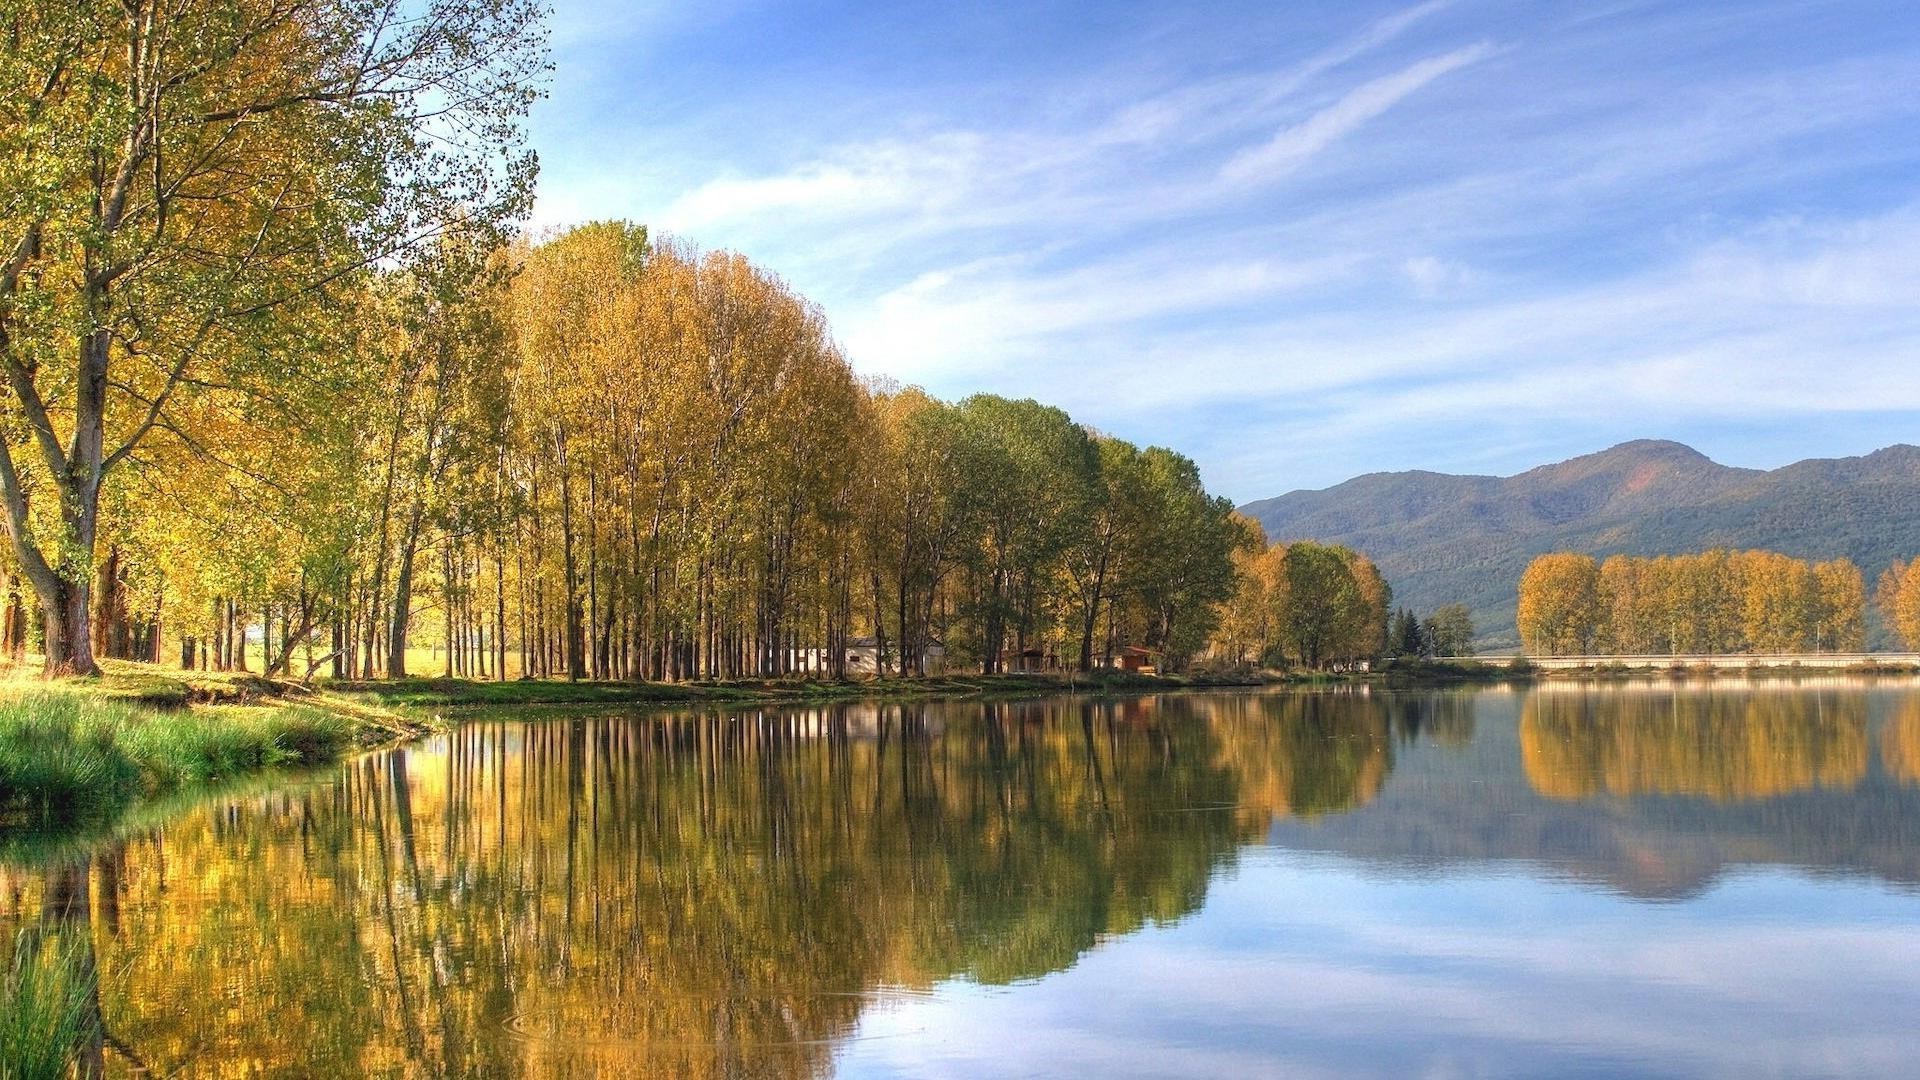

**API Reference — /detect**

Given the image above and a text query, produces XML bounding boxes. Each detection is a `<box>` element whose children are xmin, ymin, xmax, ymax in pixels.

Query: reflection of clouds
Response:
<box><xmin>844</xmin><ymin>857</ymin><xmax>1920</xmax><ymax>1078</ymax></box>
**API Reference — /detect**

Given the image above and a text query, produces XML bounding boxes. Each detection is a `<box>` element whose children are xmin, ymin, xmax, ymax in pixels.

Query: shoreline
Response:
<box><xmin>5</xmin><ymin>656</ymin><xmax>1913</xmax><ymax>852</ymax></box>
<box><xmin>0</xmin><ymin>663</ymin><xmax>1289</xmax><ymax>843</ymax></box>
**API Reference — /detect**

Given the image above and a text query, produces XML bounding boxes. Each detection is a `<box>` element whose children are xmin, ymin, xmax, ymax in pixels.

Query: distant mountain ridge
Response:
<box><xmin>1239</xmin><ymin>440</ymin><xmax>1920</xmax><ymax>648</ymax></box>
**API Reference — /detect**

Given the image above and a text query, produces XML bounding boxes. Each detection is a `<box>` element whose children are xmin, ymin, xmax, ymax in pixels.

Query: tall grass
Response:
<box><xmin>0</xmin><ymin>929</ymin><xmax>98</xmax><ymax>1080</ymax></box>
<box><xmin>0</xmin><ymin>698</ymin><xmax>140</xmax><ymax>822</ymax></box>
<box><xmin>0</xmin><ymin>694</ymin><xmax>352</xmax><ymax>827</ymax></box>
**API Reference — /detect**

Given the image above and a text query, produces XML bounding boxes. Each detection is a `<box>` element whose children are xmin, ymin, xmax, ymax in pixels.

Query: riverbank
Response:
<box><xmin>0</xmin><ymin>662</ymin><xmax>1284</xmax><ymax>831</ymax></box>
<box><xmin>0</xmin><ymin>657</ymin><xmax>1568</xmax><ymax>836</ymax></box>
<box><xmin>0</xmin><ymin>663</ymin><xmax>442</xmax><ymax>831</ymax></box>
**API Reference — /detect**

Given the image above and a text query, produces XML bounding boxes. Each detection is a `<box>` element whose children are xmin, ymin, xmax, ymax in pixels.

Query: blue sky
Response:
<box><xmin>529</xmin><ymin>0</ymin><xmax>1920</xmax><ymax>501</ymax></box>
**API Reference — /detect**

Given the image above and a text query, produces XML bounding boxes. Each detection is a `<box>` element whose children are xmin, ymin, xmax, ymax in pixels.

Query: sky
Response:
<box><xmin>528</xmin><ymin>0</ymin><xmax>1920</xmax><ymax>502</ymax></box>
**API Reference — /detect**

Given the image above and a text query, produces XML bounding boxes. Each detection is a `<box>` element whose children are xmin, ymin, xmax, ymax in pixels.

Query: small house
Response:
<box><xmin>1095</xmin><ymin>646</ymin><xmax>1158</xmax><ymax>674</ymax></box>
<box><xmin>999</xmin><ymin>645</ymin><xmax>1059</xmax><ymax>673</ymax></box>
<box><xmin>842</xmin><ymin>636</ymin><xmax>947</xmax><ymax>676</ymax></box>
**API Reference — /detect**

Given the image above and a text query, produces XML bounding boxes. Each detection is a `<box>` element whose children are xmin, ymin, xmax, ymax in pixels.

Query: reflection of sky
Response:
<box><xmin>840</xmin><ymin>851</ymin><xmax>1920</xmax><ymax>1078</ymax></box>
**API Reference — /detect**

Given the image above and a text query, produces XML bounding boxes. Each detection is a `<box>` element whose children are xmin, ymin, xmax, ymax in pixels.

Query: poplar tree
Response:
<box><xmin>0</xmin><ymin>0</ymin><xmax>544</xmax><ymax>674</ymax></box>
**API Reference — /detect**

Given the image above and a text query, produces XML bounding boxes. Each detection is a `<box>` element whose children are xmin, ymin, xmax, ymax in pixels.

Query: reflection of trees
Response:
<box><xmin>1882</xmin><ymin>700</ymin><xmax>1920</xmax><ymax>785</ymax></box>
<box><xmin>1</xmin><ymin>699</ymin><xmax>1286</xmax><ymax>1078</ymax></box>
<box><xmin>1521</xmin><ymin>690</ymin><xmax>1868</xmax><ymax>801</ymax></box>
<box><xmin>1193</xmin><ymin>692</ymin><xmax>1392</xmax><ymax>830</ymax></box>
<box><xmin>0</xmin><ymin>695</ymin><xmax>1419</xmax><ymax>1076</ymax></box>
<box><xmin>1388</xmin><ymin>693</ymin><xmax>1475</xmax><ymax>748</ymax></box>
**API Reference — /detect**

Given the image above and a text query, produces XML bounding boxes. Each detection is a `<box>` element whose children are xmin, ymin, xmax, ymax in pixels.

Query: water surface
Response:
<box><xmin>6</xmin><ymin>681</ymin><xmax>1920</xmax><ymax>1077</ymax></box>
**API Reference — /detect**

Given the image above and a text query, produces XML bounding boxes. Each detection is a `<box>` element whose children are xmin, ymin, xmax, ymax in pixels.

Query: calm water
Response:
<box><xmin>7</xmin><ymin>681</ymin><xmax>1920</xmax><ymax>1078</ymax></box>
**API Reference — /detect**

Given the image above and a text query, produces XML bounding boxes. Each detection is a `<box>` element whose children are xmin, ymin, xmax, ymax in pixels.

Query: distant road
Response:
<box><xmin>1445</xmin><ymin>653</ymin><xmax>1920</xmax><ymax>670</ymax></box>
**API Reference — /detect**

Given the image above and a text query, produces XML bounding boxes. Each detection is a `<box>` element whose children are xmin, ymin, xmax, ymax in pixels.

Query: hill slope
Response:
<box><xmin>1239</xmin><ymin>440</ymin><xmax>1920</xmax><ymax>648</ymax></box>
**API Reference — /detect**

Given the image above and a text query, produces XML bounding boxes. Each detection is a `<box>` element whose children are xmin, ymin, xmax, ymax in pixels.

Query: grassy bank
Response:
<box><xmin>0</xmin><ymin>662</ymin><xmax>438</xmax><ymax>831</ymax></box>
<box><xmin>0</xmin><ymin>692</ymin><xmax>355</xmax><ymax>828</ymax></box>
<box><xmin>1368</xmin><ymin>658</ymin><xmax>1535</xmax><ymax>684</ymax></box>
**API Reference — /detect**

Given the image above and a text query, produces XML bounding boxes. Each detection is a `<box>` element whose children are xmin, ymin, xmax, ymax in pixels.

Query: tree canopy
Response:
<box><xmin>0</xmin><ymin>0</ymin><xmax>546</xmax><ymax>674</ymax></box>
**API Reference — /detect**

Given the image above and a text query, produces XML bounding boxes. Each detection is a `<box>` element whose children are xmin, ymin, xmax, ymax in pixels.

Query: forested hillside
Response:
<box><xmin>1241</xmin><ymin>440</ymin><xmax>1920</xmax><ymax>648</ymax></box>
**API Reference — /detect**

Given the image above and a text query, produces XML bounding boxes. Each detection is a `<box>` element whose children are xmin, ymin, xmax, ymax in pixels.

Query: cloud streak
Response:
<box><xmin>1219</xmin><ymin>42</ymin><xmax>1497</xmax><ymax>185</ymax></box>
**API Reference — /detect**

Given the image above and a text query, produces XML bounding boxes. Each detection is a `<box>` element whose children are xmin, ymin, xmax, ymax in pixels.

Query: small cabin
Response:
<box><xmin>841</xmin><ymin>636</ymin><xmax>947</xmax><ymax>676</ymax></box>
<box><xmin>1094</xmin><ymin>645</ymin><xmax>1158</xmax><ymax>674</ymax></box>
<box><xmin>999</xmin><ymin>645</ymin><xmax>1059</xmax><ymax>673</ymax></box>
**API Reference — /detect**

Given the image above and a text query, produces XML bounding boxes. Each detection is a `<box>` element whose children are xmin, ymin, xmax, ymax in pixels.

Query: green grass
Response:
<box><xmin>0</xmin><ymin>929</ymin><xmax>98</xmax><ymax>1080</ymax></box>
<box><xmin>0</xmin><ymin>693</ymin><xmax>353</xmax><ymax>828</ymax></box>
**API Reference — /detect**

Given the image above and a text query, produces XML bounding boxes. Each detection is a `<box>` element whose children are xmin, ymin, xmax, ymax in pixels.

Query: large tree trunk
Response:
<box><xmin>43</xmin><ymin>324</ymin><xmax>109</xmax><ymax>678</ymax></box>
<box><xmin>1077</xmin><ymin>545</ymin><xmax>1110</xmax><ymax>672</ymax></box>
<box><xmin>0</xmin><ymin>323</ymin><xmax>108</xmax><ymax>678</ymax></box>
<box><xmin>41</xmin><ymin>576</ymin><xmax>96</xmax><ymax>678</ymax></box>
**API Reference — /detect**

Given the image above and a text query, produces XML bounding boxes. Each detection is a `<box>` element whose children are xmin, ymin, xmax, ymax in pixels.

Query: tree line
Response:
<box><xmin>19</xmin><ymin>219</ymin><xmax>1253</xmax><ymax>682</ymax></box>
<box><xmin>1386</xmin><ymin>604</ymin><xmax>1474</xmax><ymax>660</ymax></box>
<box><xmin>1516</xmin><ymin>550</ymin><xmax>1867</xmax><ymax>656</ymax></box>
<box><xmin>0</xmin><ymin>2</ymin><xmax>1272</xmax><ymax>681</ymax></box>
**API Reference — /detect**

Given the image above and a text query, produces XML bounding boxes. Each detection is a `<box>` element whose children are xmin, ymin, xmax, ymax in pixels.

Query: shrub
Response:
<box><xmin>257</xmin><ymin>707</ymin><xmax>353</xmax><ymax>763</ymax></box>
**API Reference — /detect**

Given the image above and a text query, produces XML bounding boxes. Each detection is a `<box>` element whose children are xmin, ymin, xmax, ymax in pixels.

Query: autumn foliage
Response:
<box><xmin>10</xmin><ymin>221</ymin><xmax>1247</xmax><ymax>684</ymax></box>
<box><xmin>1211</xmin><ymin>528</ymin><xmax>1390</xmax><ymax>670</ymax></box>
<box><xmin>1516</xmin><ymin>550</ymin><xmax>1866</xmax><ymax>656</ymax></box>
<box><xmin>1874</xmin><ymin>559</ymin><xmax>1920</xmax><ymax>651</ymax></box>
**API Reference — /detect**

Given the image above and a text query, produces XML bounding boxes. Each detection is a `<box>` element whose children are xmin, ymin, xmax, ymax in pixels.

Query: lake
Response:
<box><xmin>6</xmin><ymin>680</ymin><xmax>1920</xmax><ymax>1077</ymax></box>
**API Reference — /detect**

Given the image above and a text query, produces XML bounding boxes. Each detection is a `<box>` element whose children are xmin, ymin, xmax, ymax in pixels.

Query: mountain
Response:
<box><xmin>1239</xmin><ymin>440</ymin><xmax>1920</xmax><ymax>648</ymax></box>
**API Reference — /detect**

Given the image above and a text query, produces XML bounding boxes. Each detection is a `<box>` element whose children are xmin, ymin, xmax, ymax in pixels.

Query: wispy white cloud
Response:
<box><xmin>841</xmin><ymin>251</ymin><xmax>1362</xmax><ymax>383</ymax></box>
<box><xmin>1401</xmin><ymin>254</ymin><xmax>1479</xmax><ymax>296</ymax></box>
<box><xmin>657</xmin><ymin>135</ymin><xmax>985</xmax><ymax>231</ymax></box>
<box><xmin>1219</xmin><ymin>42</ymin><xmax>1498</xmax><ymax>185</ymax></box>
<box><xmin>1092</xmin><ymin>0</ymin><xmax>1464</xmax><ymax>149</ymax></box>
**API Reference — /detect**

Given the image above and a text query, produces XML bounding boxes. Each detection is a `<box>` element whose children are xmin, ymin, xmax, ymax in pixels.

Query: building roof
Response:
<box><xmin>843</xmin><ymin>636</ymin><xmax>944</xmax><ymax>650</ymax></box>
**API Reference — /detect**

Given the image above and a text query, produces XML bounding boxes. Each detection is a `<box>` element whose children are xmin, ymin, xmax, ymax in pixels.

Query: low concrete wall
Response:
<box><xmin>1447</xmin><ymin>653</ymin><xmax>1920</xmax><ymax>671</ymax></box>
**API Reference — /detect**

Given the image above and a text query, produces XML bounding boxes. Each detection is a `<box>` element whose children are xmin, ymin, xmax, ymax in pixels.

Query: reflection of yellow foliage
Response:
<box><xmin>1521</xmin><ymin>690</ymin><xmax>1866</xmax><ymax>801</ymax></box>
<box><xmin>1196</xmin><ymin>693</ymin><xmax>1391</xmax><ymax>829</ymax></box>
<box><xmin>3</xmin><ymin>701</ymin><xmax>1277</xmax><ymax>1078</ymax></box>
<box><xmin>1881</xmin><ymin>701</ymin><xmax>1920</xmax><ymax>784</ymax></box>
